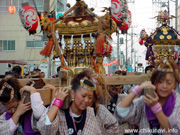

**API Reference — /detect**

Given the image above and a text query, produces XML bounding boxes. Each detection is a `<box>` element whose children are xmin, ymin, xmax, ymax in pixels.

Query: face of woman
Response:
<box><xmin>156</xmin><ymin>73</ymin><xmax>176</xmax><ymax>98</ymax></box>
<box><xmin>3</xmin><ymin>100</ymin><xmax>19</xmax><ymax>114</ymax></box>
<box><xmin>73</xmin><ymin>88</ymin><xmax>93</xmax><ymax>113</ymax></box>
<box><xmin>109</xmin><ymin>85</ymin><xmax>120</xmax><ymax>97</ymax></box>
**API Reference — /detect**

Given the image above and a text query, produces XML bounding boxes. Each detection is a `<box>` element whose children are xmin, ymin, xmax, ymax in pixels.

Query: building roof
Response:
<box><xmin>0</xmin><ymin>60</ymin><xmax>27</xmax><ymax>65</ymax></box>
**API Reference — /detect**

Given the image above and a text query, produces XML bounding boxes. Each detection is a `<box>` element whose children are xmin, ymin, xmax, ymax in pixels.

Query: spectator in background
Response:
<box><xmin>145</xmin><ymin>65</ymin><xmax>155</xmax><ymax>78</ymax></box>
<box><xmin>5</xmin><ymin>71</ymin><xmax>19</xmax><ymax>79</ymax></box>
<box><xmin>107</xmin><ymin>85</ymin><xmax>125</xmax><ymax>114</ymax></box>
<box><xmin>40</xmin><ymin>72</ymin><xmax>45</xmax><ymax>78</ymax></box>
<box><xmin>115</xmin><ymin>70</ymin><xmax>122</xmax><ymax>75</ymax></box>
<box><xmin>145</xmin><ymin>65</ymin><xmax>155</xmax><ymax>74</ymax></box>
<box><xmin>31</xmin><ymin>69</ymin><xmax>41</xmax><ymax>78</ymax></box>
<box><xmin>122</xmin><ymin>71</ymin><xmax>127</xmax><ymax>76</ymax></box>
<box><xmin>12</xmin><ymin>66</ymin><xmax>22</xmax><ymax>78</ymax></box>
<box><xmin>24</xmin><ymin>73</ymin><xmax>30</xmax><ymax>78</ymax></box>
<box><xmin>52</xmin><ymin>66</ymin><xmax>61</xmax><ymax>78</ymax></box>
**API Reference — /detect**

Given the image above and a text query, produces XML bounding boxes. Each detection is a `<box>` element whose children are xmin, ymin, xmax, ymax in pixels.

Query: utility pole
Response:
<box><xmin>175</xmin><ymin>0</ymin><xmax>178</xmax><ymax>30</ymax></box>
<box><xmin>126</xmin><ymin>0</ymin><xmax>135</xmax><ymax>69</ymax></box>
<box><xmin>117</xmin><ymin>28</ymin><xmax>120</xmax><ymax>67</ymax></box>
<box><xmin>126</xmin><ymin>33</ymin><xmax>128</xmax><ymax>69</ymax></box>
<box><xmin>134</xmin><ymin>50</ymin><xmax>136</xmax><ymax>72</ymax></box>
<box><xmin>131</xmin><ymin>28</ymin><xmax>133</xmax><ymax>71</ymax></box>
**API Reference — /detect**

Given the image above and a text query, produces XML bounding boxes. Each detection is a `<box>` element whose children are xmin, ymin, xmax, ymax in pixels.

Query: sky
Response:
<box><xmin>67</xmin><ymin>0</ymin><xmax>179</xmax><ymax>69</ymax></box>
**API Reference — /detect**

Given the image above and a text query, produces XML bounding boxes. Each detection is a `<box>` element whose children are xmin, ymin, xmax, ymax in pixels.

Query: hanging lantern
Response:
<box><xmin>119</xmin><ymin>23</ymin><xmax>128</xmax><ymax>34</ymax></box>
<box><xmin>140</xmin><ymin>29</ymin><xmax>146</xmax><ymax>40</ymax></box>
<box><xmin>19</xmin><ymin>2</ymin><xmax>38</xmax><ymax>35</ymax></box>
<box><xmin>139</xmin><ymin>39</ymin><xmax>143</xmax><ymax>45</ymax></box>
<box><xmin>111</xmin><ymin>0</ymin><xmax>128</xmax><ymax>24</ymax></box>
<box><xmin>8</xmin><ymin>5</ymin><xmax>16</xmax><ymax>14</ymax></box>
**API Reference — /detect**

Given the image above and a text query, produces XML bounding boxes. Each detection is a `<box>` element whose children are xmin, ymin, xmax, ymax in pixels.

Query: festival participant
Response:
<box><xmin>24</xmin><ymin>73</ymin><xmax>31</xmax><ymax>78</ymax></box>
<box><xmin>145</xmin><ymin>65</ymin><xmax>155</xmax><ymax>78</ymax></box>
<box><xmin>115</xmin><ymin>59</ymin><xmax>180</xmax><ymax>135</ymax></box>
<box><xmin>40</xmin><ymin>72</ymin><xmax>45</xmax><ymax>78</ymax></box>
<box><xmin>0</xmin><ymin>103</ymin><xmax>5</xmax><ymax>115</ymax></box>
<box><xmin>0</xmin><ymin>77</ymin><xmax>44</xmax><ymax>135</ymax></box>
<box><xmin>12</xmin><ymin>66</ymin><xmax>22</xmax><ymax>79</ymax></box>
<box><xmin>36</xmin><ymin>71</ymin><xmax>101</xmax><ymax>135</ymax></box>
<box><xmin>107</xmin><ymin>85</ymin><xmax>124</xmax><ymax>114</ymax></box>
<box><xmin>0</xmin><ymin>73</ymin><xmax>20</xmax><ymax>115</ymax></box>
<box><xmin>52</xmin><ymin>66</ymin><xmax>61</xmax><ymax>78</ymax></box>
<box><xmin>91</xmin><ymin>73</ymin><xmax>130</xmax><ymax>135</ymax></box>
<box><xmin>89</xmin><ymin>75</ymin><xmax>119</xmax><ymax>135</ymax></box>
<box><xmin>5</xmin><ymin>70</ymin><xmax>19</xmax><ymax>79</ymax></box>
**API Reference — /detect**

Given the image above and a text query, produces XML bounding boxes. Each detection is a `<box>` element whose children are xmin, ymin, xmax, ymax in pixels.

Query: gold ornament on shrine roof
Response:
<box><xmin>160</xmin><ymin>35</ymin><xmax>165</xmax><ymax>39</ymax></box>
<box><xmin>167</xmin><ymin>35</ymin><xmax>172</xmax><ymax>40</ymax></box>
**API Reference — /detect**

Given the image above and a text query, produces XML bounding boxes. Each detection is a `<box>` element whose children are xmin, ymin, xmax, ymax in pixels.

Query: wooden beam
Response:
<box><xmin>17</xmin><ymin>74</ymin><xmax>150</xmax><ymax>105</ymax></box>
<box><xmin>104</xmin><ymin>74</ymin><xmax>150</xmax><ymax>85</ymax></box>
<box><xmin>18</xmin><ymin>78</ymin><xmax>59</xmax><ymax>87</ymax></box>
<box><xmin>37</xmin><ymin>88</ymin><xmax>52</xmax><ymax>106</ymax></box>
<box><xmin>1</xmin><ymin>74</ymin><xmax>150</xmax><ymax>106</ymax></box>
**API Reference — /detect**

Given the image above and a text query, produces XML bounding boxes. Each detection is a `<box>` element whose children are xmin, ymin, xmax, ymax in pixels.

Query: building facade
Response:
<box><xmin>178</xmin><ymin>3</ymin><xmax>180</xmax><ymax>32</ymax></box>
<box><xmin>0</xmin><ymin>0</ymin><xmax>67</xmax><ymax>76</ymax></box>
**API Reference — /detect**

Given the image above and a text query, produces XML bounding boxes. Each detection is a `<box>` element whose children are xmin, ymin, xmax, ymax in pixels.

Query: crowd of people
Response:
<box><xmin>4</xmin><ymin>66</ymin><xmax>46</xmax><ymax>79</ymax></box>
<box><xmin>0</xmin><ymin>59</ymin><xmax>180</xmax><ymax>135</ymax></box>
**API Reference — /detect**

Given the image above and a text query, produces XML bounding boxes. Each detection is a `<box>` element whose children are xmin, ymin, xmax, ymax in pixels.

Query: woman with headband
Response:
<box><xmin>36</xmin><ymin>71</ymin><xmax>101</xmax><ymax>135</ymax></box>
<box><xmin>115</xmin><ymin>59</ymin><xmax>180</xmax><ymax>135</ymax></box>
<box><xmin>0</xmin><ymin>77</ymin><xmax>44</xmax><ymax>135</ymax></box>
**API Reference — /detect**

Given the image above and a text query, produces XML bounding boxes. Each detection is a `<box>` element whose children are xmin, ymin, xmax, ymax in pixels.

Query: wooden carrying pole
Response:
<box><xmin>14</xmin><ymin>74</ymin><xmax>149</xmax><ymax>105</ymax></box>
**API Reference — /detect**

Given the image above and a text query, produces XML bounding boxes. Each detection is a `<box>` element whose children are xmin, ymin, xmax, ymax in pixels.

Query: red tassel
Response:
<box><xmin>94</xmin><ymin>33</ymin><xmax>105</xmax><ymax>55</ymax></box>
<box><xmin>40</xmin><ymin>38</ymin><xmax>54</xmax><ymax>57</ymax></box>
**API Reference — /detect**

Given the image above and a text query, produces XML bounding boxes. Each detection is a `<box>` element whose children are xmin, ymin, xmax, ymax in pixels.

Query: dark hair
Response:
<box><xmin>12</xmin><ymin>66</ymin><xmax>22</xmax><ymax>76</ymax></box>
<box><xmin>5</xmin><ymin>71</ymin><xmax>19</xmax><ymax>78</ymax></box>
<box><xmin>31</xmin><ymin>71</ymin><xmax>40</xmax><ymax>78</ymax></box>
<box><xmin>0</xmin><ymin>77</ymin><xmax>22</xmax><ymax>103</ymax></box>
<box><xmin>24</xmin><ymin>73</ymin><xmax>30</xmax><ymax>78</ymax></box>
<box><xmin>145</xmin><ymin>65</ymin><xmax>155</xmax><ymax>74</ymax></box>
<box><xmin>115</xmin><ymin>70</ymin><xmax>122</xmax><ymax>75</ymax></box>
<box><xmin>151</xmin><ymin>61</ymin><xmax>180</xmax><ymax>85</ymax></box>
<box><xmin>34</xmin><ymin>68</ymin><xmax>41</xmax><ymax>72</ymax></box>
<box><xmin>57</xmin><ymin>66</ymin><xmax>61</xmax><ymax>73</ymax></box>
<box><xmin>71</xmin><ymin>70</ymin><xmax>94</xmax><ymax>92</ymax></box>
<box><xmin>122</xmin><ymin>71</ymin><xmax>127</xmax><ymax>76</ymax></box>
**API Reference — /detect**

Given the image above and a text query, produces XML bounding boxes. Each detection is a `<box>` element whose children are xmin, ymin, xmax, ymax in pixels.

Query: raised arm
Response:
<box><xmin>143</xmin><ymin>92</ymin><xmax>170</xmax><ymax>131</ymax></box>
<box><xmin>119</xmin><ymin>81</ymin><xmax>155</xmax><ymax>108</ymax></box>
<box><xmin>47</xmin><ymin>87</ymin><xmax>69</xmax><ymax>122</ymax></box>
